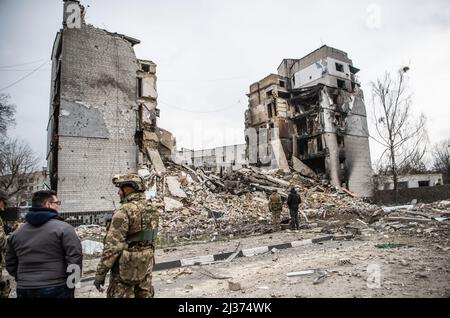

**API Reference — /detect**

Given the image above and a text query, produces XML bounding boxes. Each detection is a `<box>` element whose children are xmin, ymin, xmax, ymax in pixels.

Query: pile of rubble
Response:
<box><xmin>75</xmin><ymin>224</ymin><xmax>106</xmax><ymax>241</ymax></box>
<box><xmin>74</xmin><ymin>161</ymin><xmax>449</xmax><ymax>248</ymax></box>
<box><xmin>157</xmin><ymin>161</ymin><xmax>369</xmax><ymax>243</ymax></box>
<box><xmin>370</xmin><ymin>200</ymin><xmax>450</xmax><ymax>244</ymax></box>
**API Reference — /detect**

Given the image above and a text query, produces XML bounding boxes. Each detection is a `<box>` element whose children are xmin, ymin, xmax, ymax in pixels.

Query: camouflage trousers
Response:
<box><xmin>271</xmin><ymin>210</ymin><xmax>281</xmax><ymax>230</ymax></box>
<box><xmin>0</xmin><ymin>270</ymin><xmax>11</xmax><ymax>298</ymax></box>
<box><xmin>107</xmin><ymin>262</ymin><xmax>154</xmax><ymax>298</ymax></box>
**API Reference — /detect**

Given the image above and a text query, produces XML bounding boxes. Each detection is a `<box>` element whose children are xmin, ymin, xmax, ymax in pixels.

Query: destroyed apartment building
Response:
<box><xmin>245</xmin><ymin>45</ymin><xmax>373</xmax><ymax>197</ymax></box>
<box><xmin>46</xmin><ymin>0</ymin><xmax>175</xmax><ymax>223</ymax></box>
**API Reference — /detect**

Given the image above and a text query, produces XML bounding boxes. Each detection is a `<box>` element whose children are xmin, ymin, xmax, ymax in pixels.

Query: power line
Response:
<box><xmin>0</xmin><ymin>61</ymin><xmax>49</xmax><ymax>92</ymax></box>
<box><xmin>158</xmin><ymin>98</ymin><xmax>245</xmax><ymax>114</ymax></box>
<box><xmin>0</xmin><ymin>69</ymin><xmax>50</xmax><ymax>72</ymax></box>
<box><xmin>0</xmin><ymin>58</ymin><xmax>46</xmax><ymax>69</ymax></box>
<box><xmin>159</xmin><ymin>76</ymin><xmax>250</xmax><ymax>83</ymax></box>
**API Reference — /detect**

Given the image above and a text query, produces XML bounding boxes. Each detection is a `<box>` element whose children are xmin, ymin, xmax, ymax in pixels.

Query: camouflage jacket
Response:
<box><xmin>268</xmin><ymin>193</ymin><xmax>282</xmax><ymax>212</ymax></box>
<box><xmin>95</xmin><ymin>192</ymin><xmax>162</xmax><ymax>282</ymax></box>
<box><xmin>0</xmin><ymin>212</ymin><xmax>5</xmax><ymax>272</ymax></box>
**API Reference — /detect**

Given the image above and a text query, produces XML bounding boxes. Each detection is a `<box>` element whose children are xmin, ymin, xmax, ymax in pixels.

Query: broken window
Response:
<box><xmin>337</xmin><ymin>79</ymin><xmax>346</xmax><ymax>89</ymax></box>
<box><xmin>141</xmin><ymin>64</ymin><xmax>150</xmax><ymax>73</ymax></box>
<box><xmin>296</xmin><ymin>118</ymin><xmax>307</xmax><ymax>135</ymax></box>
<box><xmin>398</xmin><ymin>181</ymin><xmax>408</xmax><ymax>189</ymax></box>
<box><xmin>418</xmin><ymin>181</ymin><xmax>430</xmax><ymax>187</ymax></box>
<box><xmin>137</xmin><ymin>78</ymin><xmax>143</xmax><ymax>97</ymax></box>
<box><xmin>335</xmin><ymin>63</ymin><xmax>344</xmax><ymax>72</ymax></box>
<box><xmin>317</xmin><ymin>136</ymin><xmax>323</xmax><ymax>151</ymax></box>
<box><xmin>279</xmin><ymin>80</ymin><xmax>285</xmax><ymax>88</ymax></box>
<box><xmin>267</xmin><ymin>103</ymin><xmax>273</xmax><ymax>118</ymax></box>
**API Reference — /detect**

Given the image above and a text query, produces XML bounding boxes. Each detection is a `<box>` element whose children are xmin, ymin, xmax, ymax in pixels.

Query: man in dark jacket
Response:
<box><xmin>0</xmin><ymin>189</ymin><xmax>11</xmax><ymax>298</ymax></box>
<box><xmin>6</xmin><ymin>190</ymin><xmax>82</xmax><ymax>298</ymax></box>
<box><xmin>287</xmin><ymin>187</ymin><xmax>301</xmax><ymax>230</ymax></box>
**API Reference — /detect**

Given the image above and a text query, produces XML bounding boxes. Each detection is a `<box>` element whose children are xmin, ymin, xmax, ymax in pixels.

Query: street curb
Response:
<box><xmin>80</xmin><ymin>233</ymin><xmax>353</xmax><ymax>283</ymax></box>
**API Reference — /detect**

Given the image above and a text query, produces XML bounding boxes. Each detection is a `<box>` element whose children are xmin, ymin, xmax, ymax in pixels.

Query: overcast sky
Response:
<box><xmin>1</xmin><ymin>0</ymin><xmax>449</xmax><ymax>168</ymax></box>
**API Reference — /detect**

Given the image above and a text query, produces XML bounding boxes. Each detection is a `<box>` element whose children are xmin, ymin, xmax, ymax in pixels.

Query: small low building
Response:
<box><xmin>377</xmin><ymin>173</ymin><xmax>444</xmax><ymax>191</ymax></box>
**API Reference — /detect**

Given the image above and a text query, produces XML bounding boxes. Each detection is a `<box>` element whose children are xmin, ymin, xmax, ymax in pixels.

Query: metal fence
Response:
<box><xmin>59</xmin><ymin>210</ymin><xmax>113</xmax><ymax>227</ymax></box>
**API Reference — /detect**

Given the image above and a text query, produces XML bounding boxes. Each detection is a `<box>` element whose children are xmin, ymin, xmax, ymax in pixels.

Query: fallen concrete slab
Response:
<box><xmin>166</xmin><ymin>176</ymin><xmax>187</xmax><ymax>198</ymax></box>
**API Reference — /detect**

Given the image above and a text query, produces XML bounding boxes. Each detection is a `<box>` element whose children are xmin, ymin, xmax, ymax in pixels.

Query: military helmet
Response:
<box><xmin>112</xmin><ymin>174</ymin><xmax>146</xmax><ymax>192</ymax></box>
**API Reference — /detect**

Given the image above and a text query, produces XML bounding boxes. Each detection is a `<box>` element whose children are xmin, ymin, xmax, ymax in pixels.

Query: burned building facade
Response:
<box><xmin>245</xmin><ymin>46</ymin><xmax>373</xmax><ymax>196</ymax></box>
<box><xmin>47</xmin><ymin>0</ymin><xmax>175</xmax><ymax>215</ymax></box>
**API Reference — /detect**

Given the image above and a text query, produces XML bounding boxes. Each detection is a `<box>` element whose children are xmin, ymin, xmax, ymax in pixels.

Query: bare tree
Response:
<box><xmin>0</xmin><ymin>138</ymin><xmax>40</xmax><ymax>200</ymax></box>
<box><xmin>431</xmin><ymin>140</ymin><xmax>450</xmax><ymax>184</ymax></box>
<box><xmin>371</xmin><ymin>67</ymin><xmax>428</xmax><ymax>191</ymax></box>
<box><xmin>0</xmin><ymin>93</ymin><xmax>16</xmax><ymax>137</ymax></box>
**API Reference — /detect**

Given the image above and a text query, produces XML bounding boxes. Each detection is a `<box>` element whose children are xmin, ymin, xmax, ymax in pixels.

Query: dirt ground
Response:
<box><xmin>68</xmin><ymin>228</ymin><xmax>450</xmax><ymax>298</ymax></box>
<box><xmin>3</xmin><ymin>221</ymin><xmax>449</xmax><ymax>298</ymax></box>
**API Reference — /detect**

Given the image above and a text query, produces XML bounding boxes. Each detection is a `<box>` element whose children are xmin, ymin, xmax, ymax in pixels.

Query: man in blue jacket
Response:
<box><xmin>6</xmin><ymin>190</ymin><xmax>82</xmax><ymax>298</ymax></box>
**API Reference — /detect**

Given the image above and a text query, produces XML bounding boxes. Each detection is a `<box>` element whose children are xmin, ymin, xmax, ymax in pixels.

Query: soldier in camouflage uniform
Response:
<box><xmin>268</xmin><ymin>191</ymin><xmax>282</xmax><ymax>231</ymax></box>
<box><xmin>93</xmin><ymin>174</ymin><xmax>162</xmax><ymax>298</ymax></box>
<box><xmin>0</xmin><ymin>189</ymin><xmax>11</xmax><ymax>298</ymax></box>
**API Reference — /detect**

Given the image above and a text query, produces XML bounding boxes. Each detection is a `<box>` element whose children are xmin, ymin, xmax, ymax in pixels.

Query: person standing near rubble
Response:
<box><xmin>0</xmin><ymin>189</ymin><xmax>11</xmax><ymax>298</ymax></box>
<box><xmin>287</xmin><ymin>188</ymin><xmax>301</xmax><ymax>230</ymax></box>
<box><xmin>5</xmin><ymin>190</ymin><xmax>82</xmax><ymax>298</ymax></box>
<box><xmin>268</xmin><ymin>191</ymin><xmax>282</xmax><ymax>231</ymax></box>
<box><xmin>94</xmin><ymin>174</ymin><xmax>162</xmax><ymax>298</ymax></box>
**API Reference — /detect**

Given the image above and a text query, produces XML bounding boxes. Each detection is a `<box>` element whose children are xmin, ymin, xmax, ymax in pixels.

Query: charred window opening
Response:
<box><xmin>335</xmin><ymin>62</ymin><xmax>344</xmax><ymax>72</ymax></box>
<box><xmin>299</xmin><ymin>139</ymin><xmax>308</xmax><ymax>157</ymax></box>
<box><xmin>317</xmin><ymin>136</ymin><xmax>323</xmax><ymax>151</ymax></box>
<box><xmin>296</xmin><ymin>118</ymin><xmax>307</xmax><ymax>135</ymax></box>
<box><xmin>303</xmin><ymin>157</ymin><xmax>326</xmax><ymax>174</ymax></box>
<box><xmin>337</xmin><ymin>134</ymin><xmax>344</xmax><ymax>147</ymax></box>
<box><xmin>279</xmin><ymin>80</ymin><xmax>285</xmax><ymax>88</ymax></box>
<box><xmin>141</xmin><ymin>64</ymin><xmax>150</xmax><ymax>73</ymax></box>
<box><xmin>337</xmin><ymin>79</ymin><xmax>346</xmax><ymax>89</ymax></box>
<box><xmin>332</xmin><ymin>94</ymin><xmax>338</xmax><ymax>105</ymax></box>
<box><xmin>418</xmin><ymin>181</ymin><xmax>430</xmax><ymax>187</ymax></box>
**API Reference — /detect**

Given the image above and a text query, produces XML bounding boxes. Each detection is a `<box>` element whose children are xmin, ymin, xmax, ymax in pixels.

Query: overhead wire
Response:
<box><xmin>0</xmin><ymin>61</ymin><xmax>49</xmax><ymax>92</ymax></box>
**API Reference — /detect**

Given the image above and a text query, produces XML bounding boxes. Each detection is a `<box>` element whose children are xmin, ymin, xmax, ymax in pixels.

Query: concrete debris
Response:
<box><xmin>146</xmin><ymin>147</ymin><xmax>167</xmax><ymax>173</ymax></box>
<box><xmin>81</xmin><ymin>240</ymin><xmax>104</xmax><ymax>255</ymax></box>
<box><xmin>164</xmin><ymin>197</ymin><xmax>184</xmax><ymax>212</ymax></box>
<box><xmin>166</xmin><ymin>176</ymin><xmax>188</xmax><ymax>198</ymax></box>
<box><xmin>75</xmin><ymin>225</ymin><xmax>106</xmax><ymax>241</ymax></box>
<box><xmin>337</xmin><ymin>258</ymin><xmax>352</xmax><ymax>266</ymax></box>
<box><xmin>286</xmin><ymin>270</ymin><xmax>315</xmax><ymax>277</ymax></box>
<box><xmin>400</xmin><ymin>259</ymin><xmax>409</xmax><ymax>267</ymax></box>
<box><xmin>381</xmin><ymin>205</ymin><xmax>414</xmax><ymax>213</ymax></box>
<box><xmin>313</xmin><ymin>270</ymin><xmax>329</xmax><ymax>285</ymax></box>
<box><xmin>292</xmin><ymin>157</ymin><xmax>317</xmax><ymax>179</ymax></box>
<box><xmin>228</xmin><ymin>281</ymin><xmax>242</xmax><ymax>291</ymax></box>
<box><xmin>73</xmin><ymin>160</ymin><xmax>449</xmax><ymax>249</ymax></box>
